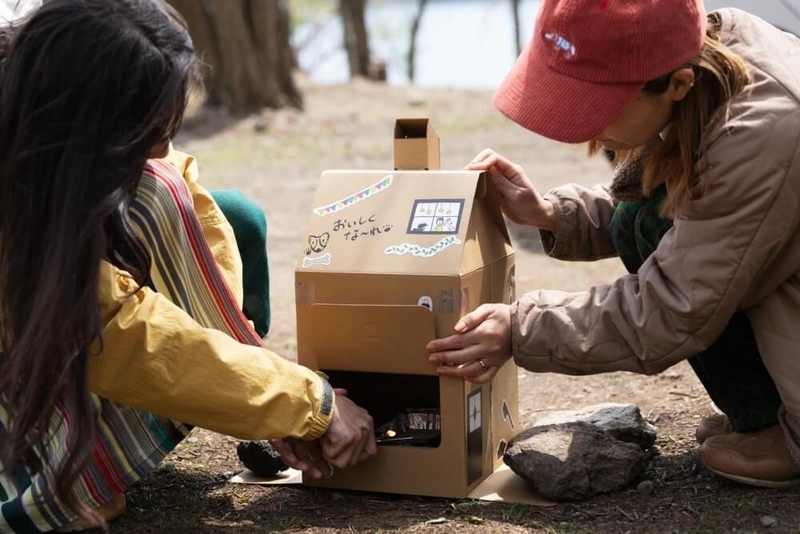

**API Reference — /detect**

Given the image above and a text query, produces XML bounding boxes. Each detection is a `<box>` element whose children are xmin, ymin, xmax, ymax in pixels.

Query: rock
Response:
<box><xmin>636</xmin><ymin>480</ymin><xmax>655</xmax><ymax>495</ymax></box>
<box><xmin>504</xmin><ymin>422</ymin><xmax>647</xmax><ymax>501</ymax></box>
<box><xmin>760</xmin><ymin>515</ymin><xmax>778</xmax><ymax>528</ymax></box>
<box><xmin>236</xmin><ymin>441</ymin><xmax>287</xmax><ymax>477</ymax></box>
<box><xmin>407</xmin><ymin>92</ymin><xmax>426</xmax><ymax>107</ymax></box>
<box><xmin>533</xmin><ymin>403</ymin><xmax>657</xmax><ymax>449</ymax></box>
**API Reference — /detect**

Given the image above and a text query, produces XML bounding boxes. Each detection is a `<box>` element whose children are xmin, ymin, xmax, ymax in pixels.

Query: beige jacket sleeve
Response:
<box><xmin>513</xmin><ymin>108</ymin><xmax>800</xmax><ymax>376</ymax></box>
<box><xmin>539</xmin><ymin>183</ymin><xmax>619</xmax><ymax>261</ymax></box>
<box><xmin>88</xmin><ymin>262</ymin><xmax>334</xmax><ymax>441</ymax></box>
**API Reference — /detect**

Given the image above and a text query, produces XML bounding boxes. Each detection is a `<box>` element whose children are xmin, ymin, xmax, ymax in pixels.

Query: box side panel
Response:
<box><xmin>490</xmin><ymin>360</ymin><xmax>519</xmax><ymax>471</ymax></box>
<box><xmin>460</xmin><ymin>196</ymin><xmax>515</xmax><ymax>276</ymax></box>
<box><xmin>458</xmin><ymin>256</ymin><xmax>519</xmax><ymax>491</ymax></box>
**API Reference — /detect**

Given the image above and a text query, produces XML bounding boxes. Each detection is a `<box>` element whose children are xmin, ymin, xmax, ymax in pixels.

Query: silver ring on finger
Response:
<box><xmin>478</xmin><ymin>359</ymin><xmax>487</xmax><ymax>372</ymax></box>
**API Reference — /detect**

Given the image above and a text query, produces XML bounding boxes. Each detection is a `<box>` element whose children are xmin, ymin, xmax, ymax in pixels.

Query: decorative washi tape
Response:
<box><xmin>313</xmin><ymin>174</ymin><xmax>393</xmax><ymax>217</ymax></box>
<box><xmin>384</xmin><ymin>236</ymin><xmax>462</xmax><ymax>258</ymax></box>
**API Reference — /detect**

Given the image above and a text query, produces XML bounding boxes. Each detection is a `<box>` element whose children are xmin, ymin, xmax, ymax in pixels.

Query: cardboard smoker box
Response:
<box><xmin>290</xmin><ymin>119</ymin><xmax>542</xmax><ymax>502</ymax></box>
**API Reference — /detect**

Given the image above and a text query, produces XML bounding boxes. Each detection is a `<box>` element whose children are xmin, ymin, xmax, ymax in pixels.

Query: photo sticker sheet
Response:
<box><xmin>407</xmin><ymin>199</ymin><xmax>465</xmax><ymax>235</ymax></box>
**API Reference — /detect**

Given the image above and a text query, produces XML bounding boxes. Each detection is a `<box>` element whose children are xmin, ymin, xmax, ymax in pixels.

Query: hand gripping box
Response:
<box><xmin>294</xmin><ymin>119</ymin><xmax>518</xmax><ymax>498</ymax></box>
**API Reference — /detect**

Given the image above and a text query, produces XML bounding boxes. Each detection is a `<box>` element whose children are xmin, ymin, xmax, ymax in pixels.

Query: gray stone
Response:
<box><xmin>636</xmin><ymin>480</ymin><xmax>655</xmax><ymax>495</ymax></box>
<box><xmin>533</xmin><ymin>403</ymin><xmax>657</xmax><ymax>449</ymax></box>
<box><xmin>236</xmin><ymin>440</ymin><xmax>287</xmax><ymax>477</ymax></box>
<box><xmin>504</xmin><ymin>422</ymin><xmax>647</xmax><ymax>501</ymax></box>
<box><xmin>760</xmin><ymin>516</ymin><xmax>778</xmax><ymax>528</ymax></box>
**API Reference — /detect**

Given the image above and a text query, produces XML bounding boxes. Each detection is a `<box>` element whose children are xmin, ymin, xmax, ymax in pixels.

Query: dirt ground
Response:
<box><xmin>110</xmin><ymin>78</ymin><xmax>800</xmax><ymax>533</ymax></box>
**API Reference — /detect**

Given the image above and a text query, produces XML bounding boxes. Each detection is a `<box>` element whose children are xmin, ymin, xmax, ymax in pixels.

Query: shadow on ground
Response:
<box><xmin>106</xmin><ymin>448</ymin><xmax>800</xmax><ymax>533</ymax></box>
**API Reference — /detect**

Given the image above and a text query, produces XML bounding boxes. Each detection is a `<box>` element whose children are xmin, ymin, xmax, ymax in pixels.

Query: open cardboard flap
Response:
<box><xmin>229</xmin><ymin>466</ymin><xmax>554</xmax><ymax>506</ymax></box>
<box><xmin>308</xmin><ymin>303</ymin><xmax>437</xmax><ymax>375</ymax></box>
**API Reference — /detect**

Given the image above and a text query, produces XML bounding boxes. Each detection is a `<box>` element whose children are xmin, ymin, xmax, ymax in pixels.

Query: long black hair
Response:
<box><xmin>0</xmin><ymin>0</ymin><xmax>200</xmax><ymax>522</ymax></box>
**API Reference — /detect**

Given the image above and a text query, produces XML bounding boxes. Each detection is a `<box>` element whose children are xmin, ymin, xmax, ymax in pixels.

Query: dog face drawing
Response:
<box><xmin>308</xmin><ymin>232</ymin><xmax>331</xmax><ymax>254</ymax></box>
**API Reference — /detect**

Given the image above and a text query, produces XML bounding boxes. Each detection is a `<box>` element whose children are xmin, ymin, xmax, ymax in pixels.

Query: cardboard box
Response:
<box><xmin>294</xmin><ymin>119</ymin><xmax>517</xmax><ymax>499</ymax></box>
<box><xmin>393</xmin><ymin>118</ymin><xmax>441</xmax><ymax>170</ymax></box>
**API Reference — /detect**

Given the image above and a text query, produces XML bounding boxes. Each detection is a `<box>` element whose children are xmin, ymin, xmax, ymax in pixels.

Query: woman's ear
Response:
<box><xmin>149</xmin><ymin>139</ymin><xmax>171</xmax><ymax>159</ymax></box>
<box><xmin>668</xmin><ymin>67</ymin><xmax>697</xmax><ymax>102</ymax></box>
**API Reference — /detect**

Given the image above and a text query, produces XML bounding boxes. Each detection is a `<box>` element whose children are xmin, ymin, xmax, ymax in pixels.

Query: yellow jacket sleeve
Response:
<box><xmin>88</xmin><ymin>262</ymin><xmax>333</xmax><ymax>441</ymax></box>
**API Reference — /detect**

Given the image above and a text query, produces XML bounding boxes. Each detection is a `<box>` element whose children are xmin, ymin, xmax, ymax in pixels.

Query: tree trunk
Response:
<box><xmin>407</xmin><ymin>0</ymin><xmax>429</xmax><ymax>83</ymax></box>
<box><xmin>340</xmin><ymin>0</ymin><xmax>370</xmax><ymax>78</ymax></box>
<box><xmin>511</xmin><ymin>0</ymin><xmax>522</xmax><ymax>56</ymax></box>
<box><xmin>167</xmin><ymin>0</ymin><xmax>302</xmax><ymax>113</ymax></box>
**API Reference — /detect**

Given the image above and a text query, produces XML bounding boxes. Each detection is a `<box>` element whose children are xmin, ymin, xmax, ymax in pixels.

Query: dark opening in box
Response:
<box><xmin>393</xmin><ymin>118</ymin><xmax>429</xmax><ymax>139</ymax></box>
<box><xmin>322</xmin><ymin>370</ymin><xmax>441</xmax><ymax>448</ymax></box>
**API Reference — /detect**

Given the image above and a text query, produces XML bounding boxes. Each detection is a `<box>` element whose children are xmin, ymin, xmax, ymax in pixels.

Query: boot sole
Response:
<box><xmin>704</xmin><ymin>465</ymin><xmax>800</xmax><ymax>488</ymax></box>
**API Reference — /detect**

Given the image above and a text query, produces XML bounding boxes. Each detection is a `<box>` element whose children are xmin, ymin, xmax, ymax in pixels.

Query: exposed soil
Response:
<box><xmin>109</xmin><ymin>77</ymin><xmax>800</xmax><ymax>533</ymax></box>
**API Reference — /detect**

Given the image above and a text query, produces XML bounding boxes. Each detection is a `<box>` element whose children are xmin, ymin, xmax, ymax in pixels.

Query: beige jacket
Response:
<box><xmin>513</xmin><ymin>9</ymin><xmax>800</xmax><ymax>460</ymax></box>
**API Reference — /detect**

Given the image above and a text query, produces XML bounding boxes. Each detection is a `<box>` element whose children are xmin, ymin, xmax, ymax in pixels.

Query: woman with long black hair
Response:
<box><xmin>0</xmin><ymin>1</ymin><xmax>375</xmax><ymax>531</ymax></box>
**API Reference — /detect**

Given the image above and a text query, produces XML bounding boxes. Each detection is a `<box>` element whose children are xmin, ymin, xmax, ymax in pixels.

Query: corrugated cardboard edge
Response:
<box><xmin>229</xmin><ymin>466</ymin><xmax>554</xmax><ymax>507</ymax></box>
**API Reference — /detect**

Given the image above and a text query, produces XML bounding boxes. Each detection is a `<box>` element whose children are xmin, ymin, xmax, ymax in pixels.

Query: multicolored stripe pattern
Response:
<box><xmin>0</xmin><ymin>160</ymin><xmax>263</xmax><ymax>532</ymax></box>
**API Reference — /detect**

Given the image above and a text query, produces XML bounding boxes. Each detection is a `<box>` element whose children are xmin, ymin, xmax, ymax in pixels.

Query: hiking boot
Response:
<box><xmin>700</xmin><ymin>425</ymin><xmax>800</xmax><ymax>488</ymax></box>
<box><xmin>696</xmin><ymin>413</ymin><xmax>733</xmax><ymax>444</ymax></box>
<box><xmin>56</xmin><ymin>494</ymin><xmax>126</xmax><ymax>532</ymax></box>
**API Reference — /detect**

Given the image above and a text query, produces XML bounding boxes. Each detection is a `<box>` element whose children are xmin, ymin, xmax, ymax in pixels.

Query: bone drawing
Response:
<box><xmin>303</xmin><ymin>253</ymin><xmax>332</xmax><ymax>268</ymax></box>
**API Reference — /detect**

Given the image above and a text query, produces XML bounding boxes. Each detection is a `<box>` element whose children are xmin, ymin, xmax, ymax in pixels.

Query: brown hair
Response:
<box><xmin>591</xmin><ymin>14</ymin><xmax>752</xmax><ymax>216</ymax></box>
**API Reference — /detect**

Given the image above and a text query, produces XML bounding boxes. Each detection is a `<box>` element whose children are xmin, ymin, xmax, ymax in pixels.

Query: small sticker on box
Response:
<box><xmin>439</xmin><ymin>289</ymin><xmax>454</xmax><ymax>314</ymax></box>
<box><xmin>502</xmin><ymin>399</ymin><xmax>515</xmax><ymax>430</ymax></box>
<box><xmin>407</xmin><ymin>198</ymin><xmax>465</xmax><ymax>235</ymax></box>
<box><xmin>384</xmin><ymin>236</ymin><xmax>461</xmax><ymax>258</ymax></box>
<box><xmin>302</xmin><ymin>253</ymin><xmax>331</xmax><ymax>268</ymax></box>
<box><xmin>418</xmin><ymin>296</ymin><xmax>433</xmax><ymax>312</ymax></box>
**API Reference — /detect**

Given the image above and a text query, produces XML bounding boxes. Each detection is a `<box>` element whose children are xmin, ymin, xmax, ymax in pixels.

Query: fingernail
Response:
<box><xmin>428</xmin><ymin>356</ymin><xmax>437</xmax><ymax>363</ymax></box>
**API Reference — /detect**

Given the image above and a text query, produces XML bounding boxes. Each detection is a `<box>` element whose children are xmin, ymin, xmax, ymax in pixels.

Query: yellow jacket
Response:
<box><xmin>87</xmin><ymin>149</ymin><xmax>333</xmax><ymax>441</ymax></box>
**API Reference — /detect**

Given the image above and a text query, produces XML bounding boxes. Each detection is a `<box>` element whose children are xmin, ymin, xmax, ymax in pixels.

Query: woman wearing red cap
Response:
<box><xmin>428</xmin><ymin>0</ymin><xmax>800</xmax><ymax>488</ymax></box>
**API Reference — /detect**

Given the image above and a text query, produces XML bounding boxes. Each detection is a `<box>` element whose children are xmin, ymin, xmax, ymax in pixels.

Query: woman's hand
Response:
<box><xmin>270</xmin><ymin>388</ymin><xmax>376</xmax><ymax>477</ymax></box>
<box><xmin>269</xmin><ymin>438</ymin><xmax>330</xmax><ymax>479</ymax></box>
<box><xmin>426</xmin><ymin>303</ymin><xmax>513</xmax><ymax>384</ymax></box>
<box><xmin>321</xmin><ymin>390</ymin><xmax>377</xmax><ymax>469</ymax></box>
<box><xmin>467</xmin><ymin>149</ymin><xmax>556</xmax><ymax>232</ymax></box>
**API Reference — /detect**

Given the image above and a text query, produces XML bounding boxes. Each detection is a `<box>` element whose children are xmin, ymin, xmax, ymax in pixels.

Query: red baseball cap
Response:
<box><xmin>495</xmin><ymin>0</ymin><xmax>707</xmax><ymax>143</ymax></box>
